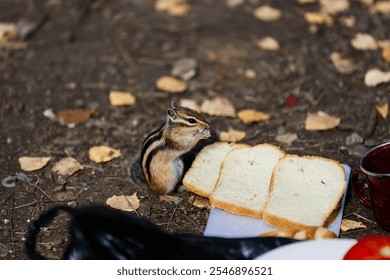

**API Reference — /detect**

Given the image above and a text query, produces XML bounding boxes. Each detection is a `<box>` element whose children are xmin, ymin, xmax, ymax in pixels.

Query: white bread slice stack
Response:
<box><xmin>263</xmin><ymin>155</ymin><xmax>346</xmax><ymax>229</ymax></box>
<box><xmin>183</xmin><ymin>142</ymin><xmax>241</xmax><ymax>198</ymax></box>
<box><xmin>209</xmin><ymin>144</ymin><xmax>285</xmax><ymax>218</ymax></box>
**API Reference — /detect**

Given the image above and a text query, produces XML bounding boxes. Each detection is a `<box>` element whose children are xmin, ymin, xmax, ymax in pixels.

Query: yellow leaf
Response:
<box><xmin>338</xmin><ymin>16</ymin><xmax>356</xmax><ymax>28</ymax></box>
<box><xmin>351</xmin><ymin>33</ymin><xmax>378</xmax><ymax>51</ymax></box>
<box><xmin>256</xmin><ymin>37</ymin><xmax>280</xmax><ymax>51</ymax></box>
<box><xmin>179</xmin><ymin>99</ymin><xmax>200</xmax><ymax>112</ymax></box>
<box><xmin>155</xmin><ymin>0</ymin><xmax>190</xmax><ymax>16</ymax></box>
<box><xmin>106</xmin><ymin>193</ymin><xmax>140</xmax><ymax>212</ymax></box>
<box><xmin>376</xmin><ymin>103</ymin><xmax>389</xmax><ymax>119</ymax></box>
<box><xmin>329</xmin><ymin>52</ymin><xmax>356</xmax><ymax>74</ymax></box>
<box><xmin>219</xmin><ymin>128</ymin><xmax>246</xmax><ymax>143</ymax></box>
<box><xmin>341</xmin><ymin>219</ymin><xmax>366</xmax><ymax>232</ymax></box>
<box><xmin>188</xmin><ymin>195</ymin><xmax>211</xmax><ymax>209</ymax></box>
<box><xmin>370</xmin><ymin>1</ymin><xmax>390</xmax><ymax>14</ymax></box>
<box><xmin>238</xmin><ymin>109</ymin><xmax>271</xmax><ymax>124</ymax></box>
<box><xmin>0</xmin><ymin>22</ymin><xmax>17</xmax><ymax>40</ymax></box>
<box><xmin>364</xmin><ymin>69</ymin><xmax>390</xmax><ymax>87</ymax></box>
<box><xmin>297</xmin><ymin>0</ymin><xmax>316</xmax><ymax>4</ymax></box>
<box><xmin>305</xmin><ymin>111</ymin><xmax>340</xmax><ymax>131</ymax></box>
<box><xmin>320</xmin><ymin>0</ymin><xmax>349</xmax><ymax>15</ymax></box>
<box><xmin>275</xmin><ymin>132</ymin><xmax>298</xmax><ymax>145</ymax></box>
<box><xmin>19</xmin><ymin>156</ymin><xmax>51</xmax><ymax>172</ymax></box>
<box><xmin>253</xmin><ymin>5</ymin><xmax>282</xmax><ymax>22</ymax></box>
<box><xmin>52</xmin><ymin>157</ymin><xmax>83</xmax><ymax>176</ymax></box>
<box><xmin>382</xmin><ymin>48</ymin><xmax>390</xmax><ymax>63</ymax></box>
<box><xmin>156</xmin><ymin>76</ymin><xmax>188</xmax><ymax>93</ymax></box>
<box><xmin>109</xmin><ymin>91</ymin><xmax>136</xmax><ymax>106</ymax></box>
<box><xmin>200</xmin><ymin>97</ymin><xmax>236</xmax><ymax>117</ymax></box>
<box><xmin>304</xmin><ymin>12</ymin><xmax>334</xmax><ymax>25</ymax></box>
<box><xmin>88</xmin><ymin>146</ymin><xmax>121</xmax><ymax>163</ymax></box>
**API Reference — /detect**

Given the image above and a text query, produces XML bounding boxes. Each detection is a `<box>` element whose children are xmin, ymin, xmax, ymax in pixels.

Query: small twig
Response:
<box><xmin>10</xmin><ymin>195</ymin><xmax>16</xmax><ymax>254</ymax></box>
<box><xmin>32</xmin><ymin>180</ymin><xmax>54</xmax><ymax>202</ymax></box>
<box><xmin>0</xmin><ymin>192</ymin><xmax>15</xmax><ymax>205</ymax></box>
<box><xmin>166</xmin><ymin>204</ymin><xmax>179</xmax><ymax>231</ymax></box>
<box><xmin>352</xmin><ymin>213</ymin><xmax>377</xmax><ymax>225</ymax></box>
<box><xmin>183</xmin><ymin>214</ymin><xmax>202</xmax><ymax>233</ymax></box>
<box><xmin>114</xmin><ymin>186</ymin><xmax>140</xmax><ymax>217</ymax></box>
<box><xmin>14</xmin><ymin>201</ymin><xmax>38</xmax><ymax>209</ymax></box>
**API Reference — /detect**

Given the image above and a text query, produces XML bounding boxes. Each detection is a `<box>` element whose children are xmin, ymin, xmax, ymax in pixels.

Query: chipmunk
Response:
<box><xmin>129</xmin><ymin>101</ymin><xmax>211</xmax><ymax>203</ymax></box>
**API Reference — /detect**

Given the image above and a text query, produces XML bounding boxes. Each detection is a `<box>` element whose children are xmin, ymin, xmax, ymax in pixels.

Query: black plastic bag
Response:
<box><xmin>25</xmin><ymin>205</ymin><xmax>299</xmax><ymax>260</ymax></box>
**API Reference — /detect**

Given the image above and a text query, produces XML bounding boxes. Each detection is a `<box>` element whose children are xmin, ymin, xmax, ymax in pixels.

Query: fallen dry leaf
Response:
<box><xmin>253</xmin><ymin>5</ymin><xmax>282</xmax><ymax>22</ymax></box>
<box><xmin>370</xmin><ymin>1</ymin><xmax>390</xmax><ymax>14</ymax></box>
<box><xmin>256</xmin><ymin>36</ymin><xmax>280</xmax><ymax>51</ymax></box>
<box><xmin>329</xmin><ymin>52</ymin><xmax>356</xmax><ymax>74</ymax></box>
<box><xmin>188</xmin><ymin>195</ymin><xmax>211</xmax><ymax>209</ymax></box>
<box><xmin>376</xmin><ymin>103</ymin><xmax>389</xmax><ymax>119</ymax></box>
<box><xmin>156</xmin><ymin>76</ymin><xmax>188</xmax><ymax>93</ymax></box>
<box><xmin>106</xmin><ymin>193</ymin><xmax>140</xmax><ymax>212</ymax></box>
<box><xmin>305</xmin><ymin>111</ymin><xmax>340</xmax><ymax>131</ymax></box>
<box><xmin>52</xmin><ymin>157</ymin><xmax>83</xmax><ymax>176</ymax></box>
<box><xmin>275</xmin><ymin>132</ymin><xmax>298</xmax><ymax>145</ymax></box>
<box><xmin>244</xmin><ymin>69</ymin><xmax>257</xmax><ymax>79</ymax></box>
<box><xmin>179</xmin><ymin>99</ymin><xmax>200</xmax><ymax>112</ymax></box>
<box><xmin>358</xmin><ymin>0</ymin><xmax>373</xmax><ymax>5</ymax></box>
<box><xmin>53</xmin><ymin>109</ymin><xmax>93</xmax><ymax>127</ymax></box>
<box><xmin>364</xmin><ymin>69</ymin><xmax>390</xmax><ymax>87</ymax></box>
<box><xmin>238</xmin><ymin>109</ymin><xmax>271</xmax><ymax>124</ymax></box>
<box><xmin>320</xmin><ymin>0</ymin><xmax>349</xmax><ymax>15</ymax></box>
<box><xmin>88</xmin><ymin>145</ymin><xmax>122</xmax><ymax>163</ymax></box>
<box><xmin>341</xmin><ymin>219</ymin><xmax>366</xmax><ymax>232</ymax></box>
<box><xmin>200</xmin><ymin>97</ymin><xmax>236</xmax><ymax>117</ymax></box>
<box><xmin>378</xmin><ymin>40</ymin><xmax>390</xmax><ymax>49</ymax></box>
<box><xmin>19</xmin><ymin>156</ymin><xmax>51</xmax><ymax>172</ymax></box>
<box><xmin>155</xmin><ymin>0</ymin><xmax>190</xmax><ymax>16</ymax></box>
<box><xmin>351</xmin><ymin>33</ymin><xmax>378</xmax><ymax>51</ymax></box>
<box><xmin>109</xmin><ymin>91</ymin><xmax>136</xmax><ymax>106</ymax></box>
<box><xmin>382</xmin><ymin>48</ymin><xmax>390</xmax><ymax>63</ymax></box>
<box><xmin>304</xmin><ymin>12</ymin><xmax>334</xmax><ymax>25</ymax></box>
<box><xmin>297</xmin><ymin>0</ymin><xmax>316</xmax><ymax>4</ymax></box>
<box><xmin>0</xmin><ymin>22</ymin><xmax>17</xmax><ymax>41</ymax></box>
<box><xmin>338</xmin><ymin>15</ymin><xmax>356</xmax><ymax>28</ymax></box>
<box><xmin>219</xmin><ymin>128</ymin><xmax>246</xmax><ymax>142</ymax></box>
<box><xmin>226</xmin><ymin>0</ymin><xmax>245</xmax><ymax>9</ymax></box>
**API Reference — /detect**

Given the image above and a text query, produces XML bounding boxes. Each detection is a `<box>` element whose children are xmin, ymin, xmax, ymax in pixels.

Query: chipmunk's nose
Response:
<box><xmin>202</xmin><ymin>127</ymin><xmax>211</xmax><ymax>138</ymax></box>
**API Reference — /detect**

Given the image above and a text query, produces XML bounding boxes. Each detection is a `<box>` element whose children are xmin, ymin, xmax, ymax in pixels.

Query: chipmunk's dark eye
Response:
<box><xmin>187</xmin><ymin>117</ymin><xmax>197</xmax><ymax>124</ymax></box>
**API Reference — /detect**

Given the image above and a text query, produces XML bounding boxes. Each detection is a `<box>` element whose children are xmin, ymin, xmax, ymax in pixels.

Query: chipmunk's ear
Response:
<box><xmin>171</xmin><ymin>101</ymin><xmax>179</xmax><ymax>109</ymax></box>
<box><xmin>167</xmin><ymin>108</ymin><xmax>177</xmax><ymax>120</ymax></box>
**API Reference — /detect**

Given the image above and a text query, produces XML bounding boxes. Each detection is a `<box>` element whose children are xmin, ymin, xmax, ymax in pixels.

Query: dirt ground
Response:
<box><xmin>1</xmin><ymin>0</ymin><xmax>389</xmax><ymax>260</ymax></box>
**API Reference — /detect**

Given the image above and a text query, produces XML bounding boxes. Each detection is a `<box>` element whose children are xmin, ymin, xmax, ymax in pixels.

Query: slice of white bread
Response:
<box><xmin>183</xmin><ymin>142</ymin><xmax>241</xmax><ymax>198</ymax></box>
<box><xmin>259</xmin><ymin>227</ymin><xmax>336</xmax><ymax>240</ymax></box>
<box><xmin>263</xmin><ymin>155</ymin><xmax>346</xmax><ymax>229</ymax></box>
<box><xmin>209</xmin><ymin>144</ymin><xmax>285</xmax><ymax>218</ymax></box>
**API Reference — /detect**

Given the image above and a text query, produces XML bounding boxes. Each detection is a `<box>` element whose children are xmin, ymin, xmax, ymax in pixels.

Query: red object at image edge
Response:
<box><xmin>343</xmin><ymin>235</ymin><xmax>390</xmax><ymax>260</ymax></box>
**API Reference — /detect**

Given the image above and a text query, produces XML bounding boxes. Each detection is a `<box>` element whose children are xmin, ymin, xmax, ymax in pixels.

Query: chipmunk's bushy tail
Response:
<box><xmin>128</xmin><ymin>155</ymin><xmax>147</xmax><ymax>188</ymax></box>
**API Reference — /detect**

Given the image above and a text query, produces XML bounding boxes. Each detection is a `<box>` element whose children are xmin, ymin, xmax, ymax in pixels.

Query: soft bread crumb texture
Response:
<box><xmin>263</xmin><ymin>155</ymin><xmax>346</xmax><ymax>228</ymax></box>
<box><xmin>182</xmin><ymin>142</ymin><xmax>241</xmax><ymax>197</ymax></box>
<box><xmin>210</xmin><ymin>144</ymin><xmax>284</xmax><ymax>217</ymax></box>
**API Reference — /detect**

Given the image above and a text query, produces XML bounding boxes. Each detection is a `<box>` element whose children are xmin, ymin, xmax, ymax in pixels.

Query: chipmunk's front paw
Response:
<box><xmin>159</xmin><ymin>194</ymin><xmax>182</xmax><ymax>204</ymax></box>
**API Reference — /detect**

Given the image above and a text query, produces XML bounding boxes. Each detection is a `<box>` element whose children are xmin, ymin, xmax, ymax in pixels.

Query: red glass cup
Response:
<box><xmin>351</xmin><ymin>142</ymin><xmax>390</xmax><ymax>232</ymax></box>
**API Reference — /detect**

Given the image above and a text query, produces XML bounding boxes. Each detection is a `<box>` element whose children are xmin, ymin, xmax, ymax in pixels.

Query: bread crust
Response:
<box><xmin>263</xmin><ymin>154</ymin><xmax>347</xmax><ymax>229</ymax></box>
<box><xmin>209</xmin><ymin>196</ymin><xmax>263</xmax><ymax>218</ymax></box>
<box><xmin>258</xmin><ymin>226</ymin><xmax>336</xmax><ymax>239</ymax></box>
<box><xmin>210</xmin><ymin>144</ymin><xmax>285</xmax><ymax>218</ymax></box>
